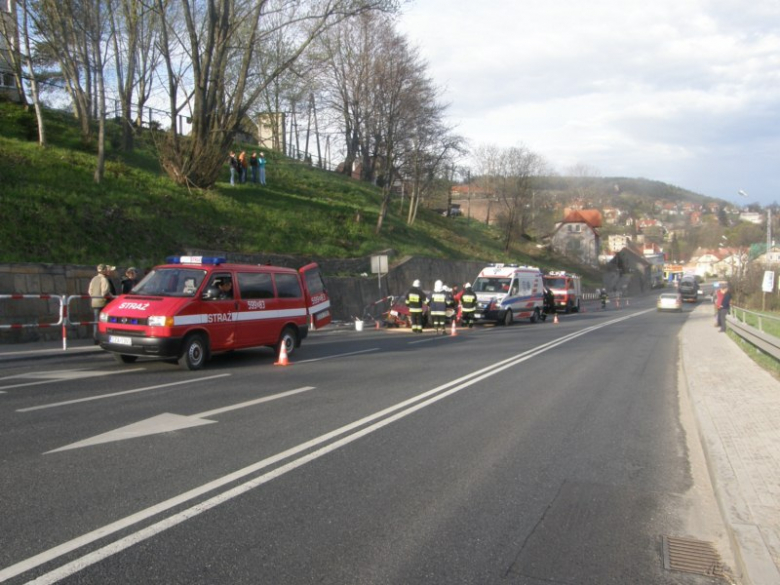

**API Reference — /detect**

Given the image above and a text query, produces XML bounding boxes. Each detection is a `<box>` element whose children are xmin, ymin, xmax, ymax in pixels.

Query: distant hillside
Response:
<box><xmin>534</xmin><ymin>175</ymin><xmax>720</xmax><ymax>207</ymax></box>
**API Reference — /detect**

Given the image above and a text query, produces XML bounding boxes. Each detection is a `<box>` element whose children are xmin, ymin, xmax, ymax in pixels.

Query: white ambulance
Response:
<box><xmin>471</xmin><ymin>264</ymin><xmax>545</xmax><ymax>325</ymax></box>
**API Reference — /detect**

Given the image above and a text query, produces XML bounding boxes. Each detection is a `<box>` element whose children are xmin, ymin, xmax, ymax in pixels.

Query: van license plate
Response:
<box><xmin>475</xmin><ymin>313</ymin><xmax>483</xmax><ymax>319</ymax></box>
<box><xmin>109</xmin><ymin>335</ymin><xmax>132</xmax><ymax>346</ymax></box>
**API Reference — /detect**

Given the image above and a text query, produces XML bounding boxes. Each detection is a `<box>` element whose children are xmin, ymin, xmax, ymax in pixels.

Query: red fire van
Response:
<box><xmin>97</xmin><ymin>256</ymin><xmax>331</xmax><ymax>369</ymax></box>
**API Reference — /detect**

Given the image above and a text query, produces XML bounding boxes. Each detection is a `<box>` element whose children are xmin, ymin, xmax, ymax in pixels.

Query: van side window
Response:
<box><xmin>275</xmin><ymin>274</ymin><xmax>302</xmax><ymax>298</ymax></box>
<box><xmin>237</xmin><ymin>272</ymin><xmax>274</xmax><ymax>299</ymax></box>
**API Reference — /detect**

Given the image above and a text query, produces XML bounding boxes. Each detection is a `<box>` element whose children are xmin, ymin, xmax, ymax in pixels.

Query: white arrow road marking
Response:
<box><xmin>17</xmin><ymin>374</ymin><xmax>232</xmax><ymax>413</ymax></box>
<box><xmin>0</xmin><ymin>368</ymin><xmax>143</xmax><ymax>391</ymax></box>
<box><xmin>46</xmin><ymin>386</ymin><xmax>316</xmax><ymax>453</ymax></box>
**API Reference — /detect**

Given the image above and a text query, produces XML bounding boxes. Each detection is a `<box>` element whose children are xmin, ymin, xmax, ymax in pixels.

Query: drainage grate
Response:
<box><xmin>662</xmin><ymin>535</ymin><xmax>727</xmax><ymax>579</ymax></box>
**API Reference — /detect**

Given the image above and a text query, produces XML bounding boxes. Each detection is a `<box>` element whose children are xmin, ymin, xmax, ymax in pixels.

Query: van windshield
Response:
<box><xmin>132</xmin><ymin>268</ymin><xmax>207</xmax><ymax>297</ymax></box>
<box><xmin>473</xmin><ymin>277</ymin><xmax>511</xmax><ymax>293</ymax></box>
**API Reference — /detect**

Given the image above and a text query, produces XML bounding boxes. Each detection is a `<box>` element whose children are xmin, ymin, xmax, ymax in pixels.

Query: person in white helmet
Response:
<box><xmin>429</xmin><ymin>280</ymin><xmax>448</xmax><ymax>334</ymax></box>
<box><xmin>405</xmin><ymin>279</ymin><xmax>427</xmax><ymax>333</ymax></box>
<box><xmin>459</xmin><ymin>282</ymin><xmax>477</xmax><ymax>328</ymax></box>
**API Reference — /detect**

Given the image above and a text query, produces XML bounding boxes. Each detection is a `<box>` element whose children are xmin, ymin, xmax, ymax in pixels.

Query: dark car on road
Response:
<box><xmin>678</xmin><ymin>276</ymin><xmax>699</xmax><ymax>302</ymax></box>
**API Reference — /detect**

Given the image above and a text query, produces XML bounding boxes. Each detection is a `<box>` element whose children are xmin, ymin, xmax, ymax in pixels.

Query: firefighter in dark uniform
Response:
<box><xmin>429</xmin><ymin>280</ymin><xmax>448</xmax><ymax>335</ymax></box>
<box><xmin>541</xmin><ymin>286</ymin><xmax>555</xmax><ymax>321</ymax></box>
<box><xmin>405</xmin><ymin>279</ymin><xmax>427</xmax><ymax>333</ymax></box>
<box><xmin>459</xmin><ymin>282</ymin><xmax>477</xmax><ymax>328</ymax></box>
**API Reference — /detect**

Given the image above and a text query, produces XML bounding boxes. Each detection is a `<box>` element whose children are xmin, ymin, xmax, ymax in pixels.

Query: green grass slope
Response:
<box><xmin>0</xmin><ymin>100</ymin><xmax>595</xmax><ymax>281</ymax></box>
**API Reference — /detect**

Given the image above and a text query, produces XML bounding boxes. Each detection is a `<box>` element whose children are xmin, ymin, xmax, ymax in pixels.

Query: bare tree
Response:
<box><xmin>153</xmin><ymin>0</ymin><xmax>396</xmax><ymax>189</ymax></box>
<box><xmin>9</xmin><ymin>0</ymin><xmax>48</xmax><ymax>145</ymax></box>
<box><xmin>474</xmin><ymin>144</ymin><xmax>546</xmax><ymax>252</ymax></box>
<box><xmin>318</xmin><ymin>14</ymin><xmax>377</xmax><ymax>179</ymax></box>
<box><xmin>108</xmin><ymin>0</ymin><xmax>162</xmax><ymax>150</ymax></box>
<box><xmin>30</xmin><ymin>0</ymin><xmax>97</xmax><ymax>142</ymax></box>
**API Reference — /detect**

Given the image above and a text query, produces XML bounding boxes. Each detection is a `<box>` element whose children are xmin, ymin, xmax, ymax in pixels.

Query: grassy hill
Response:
<box><xmin>0</xmin><ymin>100</ymin><xmax>604</xmax><ymax>282</ymax></box>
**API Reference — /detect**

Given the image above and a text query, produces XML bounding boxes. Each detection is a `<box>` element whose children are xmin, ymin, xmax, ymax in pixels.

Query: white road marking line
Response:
<box><xmin>0</xmin><ymin>369</ymin><xmax>143</xmax><ymax>391</ymax></box>
<box><xmin>293</xmin><ymin>348</ymin><xmax>379</xmax><ymax>364</ymax></box>
<box><xmin>16</xmin><ymin>374</ymin><xmax>232</xmax><ymax>412</ymax></box>
<box><xmin>0</xmin><ymin>310</ymin><xmax>653</xmax><ymax>584</ymax></box>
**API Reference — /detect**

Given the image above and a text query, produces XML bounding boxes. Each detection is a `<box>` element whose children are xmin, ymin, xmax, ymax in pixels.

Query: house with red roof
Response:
<box><xmin>550</xmin><ymin>210</ymin><xmax>603</xmax><ymax>266</ymax></box>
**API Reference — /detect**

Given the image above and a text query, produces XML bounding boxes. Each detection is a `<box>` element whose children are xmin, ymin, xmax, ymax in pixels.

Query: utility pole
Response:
<box><xmin>467</xmin><ymin>169</ymin><xmax>471</xmax><ymax>226</ymax></box>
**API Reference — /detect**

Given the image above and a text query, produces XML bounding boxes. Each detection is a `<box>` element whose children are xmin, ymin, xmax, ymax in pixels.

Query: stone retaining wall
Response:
<box><xmin>0</xmin><ymin>254</ymin><xmax>498</xmax><ymax>343</ymax></box>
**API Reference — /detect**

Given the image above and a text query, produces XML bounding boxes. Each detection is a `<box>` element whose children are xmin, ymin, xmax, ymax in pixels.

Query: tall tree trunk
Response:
<box><xmin>20</xmin><ymin>0</ymin><xmax>46</xmax><ymax>145</ymax></box>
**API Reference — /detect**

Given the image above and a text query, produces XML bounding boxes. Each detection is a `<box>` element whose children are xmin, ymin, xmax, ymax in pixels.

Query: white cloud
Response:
<box><xmin>397</xmin><ymin>0</ymin><xmax>780</xmax><ymax>204</ymax></box>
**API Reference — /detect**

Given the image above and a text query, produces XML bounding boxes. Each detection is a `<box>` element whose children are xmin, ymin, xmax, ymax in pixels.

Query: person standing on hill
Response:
<box><xmin>238</xmin><ymin>151</ymin><xmax>248</xmax><ymax>183</ymax></box>
<box><xmin>258</xmin><ymin>152</ymin><xmax>267</xmax><ymax>185</ymax></box>
<box><xmin>250</xmin><ymin>152</ymin><xmax>259</xmax><ymax>184</ymax></box>
<box><xmin>228</xmin><ymin>151</ymin><xmax>239</xmax><ymax>186</ymax></box>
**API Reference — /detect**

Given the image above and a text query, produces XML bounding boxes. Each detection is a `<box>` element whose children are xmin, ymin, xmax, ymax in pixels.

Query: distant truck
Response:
<box><xmin>471</xmin><ymin>264</ymin><xmax>545</xmax><ymax>325</ymax></box>
<box><xmin>543</xmin><ymin>271</ymin><xmax>582</xmax><ymax>313</ymax></box>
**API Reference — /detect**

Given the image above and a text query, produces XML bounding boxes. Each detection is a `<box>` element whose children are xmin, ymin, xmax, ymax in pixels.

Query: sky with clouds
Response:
<box><xmin>396</xmin><ymin>0</ymin><xmax>780</xmax><ymax>206</ymax></box>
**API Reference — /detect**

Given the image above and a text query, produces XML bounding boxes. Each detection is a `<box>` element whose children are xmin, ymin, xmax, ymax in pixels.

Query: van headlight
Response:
<box><xmin>99</xmin><ymin>313</ymin><xmax>109</xmax><ymax>323</ymax></box>
<box><xmin>148</xmin><ymin>315</ymin><xmax>171</xmax><ymax>327</ymax></box>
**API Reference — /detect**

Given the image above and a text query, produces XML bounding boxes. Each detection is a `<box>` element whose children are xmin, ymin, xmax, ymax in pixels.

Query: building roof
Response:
<box><xmin>560</xmin><ymin>209</ymin><xmax>602</xmax><ymax>228</ymax></box>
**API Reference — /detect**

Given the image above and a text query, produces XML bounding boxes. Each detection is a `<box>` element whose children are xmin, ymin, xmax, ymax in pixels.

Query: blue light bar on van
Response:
<box><xmin>166</xmin><ymin>256</ymin><xmax>226</xmax><ymax>265</ymax></box>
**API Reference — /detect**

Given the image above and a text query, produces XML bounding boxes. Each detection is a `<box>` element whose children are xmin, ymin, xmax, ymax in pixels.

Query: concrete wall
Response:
<box><xmin>0</xmin><ymin>254</ymin><xmax>495</xmax><ymax>343</ymax></box>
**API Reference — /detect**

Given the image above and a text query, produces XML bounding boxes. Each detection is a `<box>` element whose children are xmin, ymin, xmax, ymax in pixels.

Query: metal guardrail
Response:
<box><xmin>728</xmin><ymin>306</ymin><xmax>780</xmax><ymax>360</ymax></box>
<box><xmin>1</xmin><ymin>294</ymin><xmax>98</xmax><ymax>350</ymax></box>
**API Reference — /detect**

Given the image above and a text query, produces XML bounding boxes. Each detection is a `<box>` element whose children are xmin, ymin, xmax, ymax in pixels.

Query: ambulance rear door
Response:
<box><xmin>300</xmin><ymin>263</ymin><xmax>332</xmax><ymax>329</ymax></box>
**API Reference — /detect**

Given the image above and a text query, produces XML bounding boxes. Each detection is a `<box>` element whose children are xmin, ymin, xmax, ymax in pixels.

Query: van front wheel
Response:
<box><xmin>179</xmin><ymin>333</ymin><xmax>208</xmax><ymax>370</ymax></box>
<box><xmin>502</xmin><ymin>310</ymin><xmax>513</xmax><ymax>326</ymax></box>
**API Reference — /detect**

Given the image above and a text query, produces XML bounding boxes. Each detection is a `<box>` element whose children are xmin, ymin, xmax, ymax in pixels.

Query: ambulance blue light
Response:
<box><xmin>166</xmin><ymin>256</ymin><xmax>226</xmax><ymax>265</ymax></box>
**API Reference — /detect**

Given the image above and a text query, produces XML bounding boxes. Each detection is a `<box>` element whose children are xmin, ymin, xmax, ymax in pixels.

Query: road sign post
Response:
<box><xmin>371</xmin><ymin>254</ymin><xmax>389</xmax><ymax>296</ymax></box>
<box><xmin>762</xmin><ymin>270</ymin><xmax>775</xmax><ymax>311</ymax></box>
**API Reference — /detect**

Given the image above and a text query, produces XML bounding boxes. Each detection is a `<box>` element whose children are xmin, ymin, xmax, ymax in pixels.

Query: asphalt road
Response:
<box><xmin>0</xmin><ymin>296</ymin><xmax>730</xmax><ymax>584</ymax></box>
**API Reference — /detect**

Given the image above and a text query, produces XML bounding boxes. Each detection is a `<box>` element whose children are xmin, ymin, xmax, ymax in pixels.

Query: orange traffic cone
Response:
<box><xmin>553</xmin><ymin>313</ymin><xmax>559</xmax><ymax>324</ymax></box>
<box><xmin>274</xmin><ymin>342</ymin><xmax>289</xmax><ymax>366</ymax></box>
<box><xmin>450</xmin><ymin>319</ymin><xmax>457</xmax><ymax>337</ymax></box>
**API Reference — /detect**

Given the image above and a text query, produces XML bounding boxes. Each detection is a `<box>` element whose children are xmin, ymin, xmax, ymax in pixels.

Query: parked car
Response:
<box><xmin>657</xmin><ymin>292</ymin><xmax>683</xmax><ymax>312</ymax></box>
<box><xmin>384</xmin><ymin>292</ymin><xmax>457</xmax><ymax>328</ymax></box>
<box><xmin>385</xmin><ymin>294</ymin><xmax>429</xmax><ymax>328</ymax></box>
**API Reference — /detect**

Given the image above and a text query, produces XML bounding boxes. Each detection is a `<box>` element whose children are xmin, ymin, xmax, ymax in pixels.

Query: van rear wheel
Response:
<box><xmin>179</xmin><ymin>333</ymin><xmax>208</xmax><ymax>370</ymax></box>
